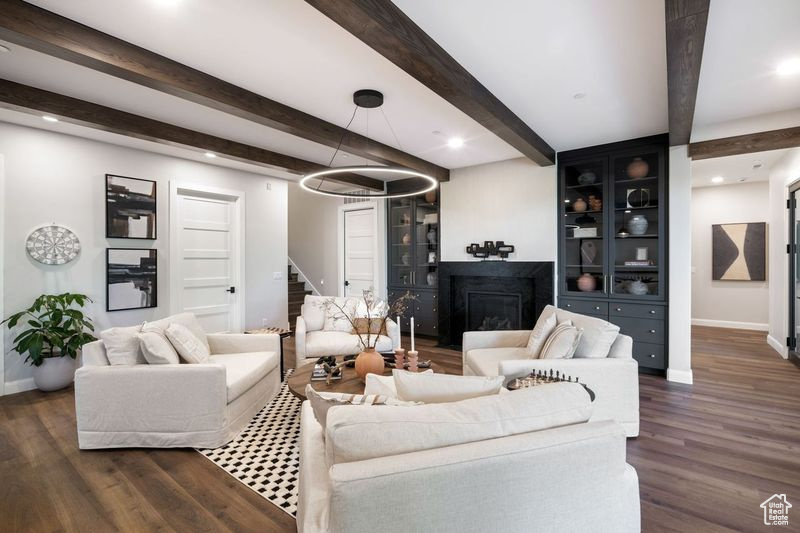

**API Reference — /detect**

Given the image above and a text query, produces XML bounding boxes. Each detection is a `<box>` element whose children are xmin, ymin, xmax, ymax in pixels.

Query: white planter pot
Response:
<box><xmin>32</xmin><ymin>356</ymin><xmax>76</xmax><ymax>392</ymax></box>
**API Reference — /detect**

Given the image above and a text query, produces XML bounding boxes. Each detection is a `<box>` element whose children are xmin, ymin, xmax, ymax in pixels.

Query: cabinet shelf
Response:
<box><xmin>616</xmin><ymin>234</ymin><xmax>658</xmax><ymax>239</ymax></box>
<box><xmin>615</xmin><ymin>206</ymin><xmax>657</xmax><ymax>211</ymax></box>
<box><xmin>614</xmin><ymin>176</ymin><xmax>659</xmax><ymax>185</ymax></box>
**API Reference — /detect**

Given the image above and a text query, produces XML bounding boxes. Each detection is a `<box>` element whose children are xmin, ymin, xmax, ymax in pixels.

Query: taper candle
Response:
<box><xmin>410</xmin><ymin>317</ymin><xmax>415</xmax><ymax>352</ymax></box>
<box><xmin>397</xmin><ymin>315</ymin><xmax>402</xmax><ymax>349</ymax></box>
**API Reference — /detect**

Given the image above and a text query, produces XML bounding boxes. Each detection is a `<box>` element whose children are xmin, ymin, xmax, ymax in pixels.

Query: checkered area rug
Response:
<box><xmin>197</xmin><ymin>370</ymin><xmax>302</xmax><ymax>516</ymax></box>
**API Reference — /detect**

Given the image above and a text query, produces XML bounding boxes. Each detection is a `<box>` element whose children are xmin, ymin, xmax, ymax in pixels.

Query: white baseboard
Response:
<box><xmin>666</xmin><ymin>368</ymin><xmax>693</xmax><ymax>384</ymax></box>
<box><xmin>3</xmin><ymin>377</ymin><xmax>35</xmax><ymax>395</ymax></box>
<box><xmin>766</xmin><ymin>334</ymin><xmax>788</xmax><ymax>359</ymax></box>
<box><xmin>691</xmin><ymin>318</ymin><xmax>768</xmax><ymax>331</ymax></box>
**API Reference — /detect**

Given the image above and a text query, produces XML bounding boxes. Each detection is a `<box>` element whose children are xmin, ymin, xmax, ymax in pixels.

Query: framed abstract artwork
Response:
<box><xmin>106</xmin><ymin>248</ymin><xmax>157</xmax><ymax>311</ymax></box>
<box><xmin>106</xmin><ymin>174</ymin><xmax>157</xmax><ymax>239</ymax></box>
<box><xmin>711</xmin><ymin>222</ymin><xmax>767</xmax><ymax>281</ymax></box>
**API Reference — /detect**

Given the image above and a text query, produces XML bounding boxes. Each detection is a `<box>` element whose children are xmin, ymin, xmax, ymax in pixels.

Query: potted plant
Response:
<box><xmin>2</xmin><ymin>293</ymin><xmax>96</xmax><ymax>391</ymax></box>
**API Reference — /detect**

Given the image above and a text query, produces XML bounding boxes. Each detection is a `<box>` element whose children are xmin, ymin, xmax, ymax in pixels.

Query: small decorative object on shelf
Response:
<box><xmin>626</xmin><ymin>157</ymin><xmax>649</xmax><ymax>179</ymax></box>
<box><xmin>572</xmin><ymin>197</ymin><xmax>588</xmax><ymax>212</ymax></box>
<box><xmin>465</xmin><ymin>241</ymin><xmax>516</xmax><ymax>259</ymax></box>
<box><xmin>587</xmin><ymin>194</ymin><xmax>602</xmax><ymax>211</ymax></box>
<box><xmin>580</xmin><ymin>241</ymin><xmax>597</xmax><ymax>265</ymax></box>
<box><xmin>627</xmin><ymin>188</ymin><xmax>650</xmax><ymax>208</ymax></box>
<box><xmin>425</xmin><ymin>190</ymin><xmax>437</xmax><ymax>204</ymax></box>
<box><xmin>400</xmin><ymin>213</ymin><xmax>411</xmax><ymax>225</ymax></box>
<box><xmin>627</xmin><ymin>214</ymin><xmax>649</xmax><ymax>235</ymax></box>
<box><xmin>635</xmin><ymin>247</ymin><xmax>649</xmax><ymax>261</ymax></box>
<box><xmin>401</xmin><ymin>253</ymin><xmax>410</xmax><ymax>266</ymax></box>
<box><xmin>627</xmin><ymin>277</ymin><xmax>651</xmax><ymax>295</ymax></box>
<box><xmin>427</xmin><ymin>251</ymin><xmax>436</xmax><ymax>263</ymax></box>
<box><xmin>422</xmin><ymin>213</ymin><xmax>438</xmax><ymax>225</ymax></box>
<box><xmin>577</xmin><ymin>273</ymin><xmax>596</xmax><ymax>292</ymax></box>
<box><xmin>426</xmin><ymin>272</ymin><xmax>436</xmax><ymax>286</ymax></box>
<box><xmin>573</xmin><ymin>227</ymin><xmax>597</xmax><ymax>238</ymax></box>
<box><xmin>624</xmin><ymin>260</ymin><xmax>654</xmax><ymax>267</ymax></box>
<box><xmin>402</xmin><ymin>233</ymin><xmax>411</xmax><ymax>244</ymax></box>
<box><xmin>26</xmin><ymin>225</ymin><xmax>81</xmax><ymax>265</ymax></box>
<box><xmin>427</xmin><ymin>227</ymin><xmax>437</xmax><ymax>244</ymax></box>
<box><xmin>577</xmin><ymin>169</ymin><xmax>597</xmax><ymax>185</ymax></box>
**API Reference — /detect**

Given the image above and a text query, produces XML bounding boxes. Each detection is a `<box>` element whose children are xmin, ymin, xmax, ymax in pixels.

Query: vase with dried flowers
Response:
<box><xmin>323</xmin><ymin>290</ymin><xmax>416</xmax><ymax>382</ymax></box>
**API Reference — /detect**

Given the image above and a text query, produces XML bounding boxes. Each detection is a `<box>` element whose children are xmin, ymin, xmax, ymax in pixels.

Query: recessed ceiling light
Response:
<box><xmin>204</xmin><ymin>152</ymin><xmax>216</xmax><ymax>158</ymax></box>
<box><xmin>447</xmin><ymin>137</ymin><xmax>464</xmax><ymax>149</ymax></box>
<box><xmin>431</xmin><ymin>130</ymin><xmax>442</xmax><ymax>136</ymax></box>
<box><xmin>0</xmin><ymin>44</ymin><xmax>10</xmax><ymax>53</ymax></box>
<box><xmin>564</xmin><ymin>199</ymin><xmax>570</xmax><ymax>203</ymax></box>
<box><xmin>711</xmin><ymin>176</ymin><xmax>724</xmax><ymax>183</ymax></box>
<box><xmin>752</xmin><ymin>161</ymin><xmax>762</xmax><ymax>169</ymax></box>
<box><xmin>738</xmin><ymin>177</ymin><xmax>748</xmax><ymax>182</ymax></box>
<box><xmin>573</xmin><ymin>92</ymin><xmax>586</xmax><ymax>99</ymax></box>
<box><xmin>776</xmin><ymin>57</ymin><xmax>800</xmax><ymax>77</ymax></box>
<box><xmin>42</xmin><ymin>115</ymin><xmax>59</xmax><ymax>123</ymax></box>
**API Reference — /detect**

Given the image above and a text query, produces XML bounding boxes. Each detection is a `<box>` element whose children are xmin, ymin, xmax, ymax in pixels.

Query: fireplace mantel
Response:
<box><xmin>437</xmin><ymin>261</ymin><xmax>554</xmax><ymax>348</ymax></box>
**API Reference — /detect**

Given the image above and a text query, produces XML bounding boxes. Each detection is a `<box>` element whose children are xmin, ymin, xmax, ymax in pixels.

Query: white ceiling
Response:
<box><xmin>392</xmin><ymin>0</ymin><xmax>669</xmax><ymax>151</ymax></box>
<box><xmin>690</xmin><ymin>149</ymin><xmax>788</xmax><ymax>188</ymax></box>
<box><xmin>693</xmin><ymin>0</ymin><xmax>800</xmax><ymax>132</ymax></box>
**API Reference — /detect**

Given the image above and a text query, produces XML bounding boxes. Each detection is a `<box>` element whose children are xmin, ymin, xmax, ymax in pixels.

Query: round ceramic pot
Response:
<box><xmin>426</xmin><ymin>272</ymin><xmax>436</xmax><ymax>286</ymax></box>
<box><xmin>402</xmin><ymin>233</ymin><xmax>411</xmax><ymax>245</ymax></box>
<box><xmin>425</xmin><ymin>190</ymin><xmax>437</xmax><ymax>204</ymax></box>
<box><xmin>427</xmin><ymin>228</ymin><xmax>437</xmax><ymax>244</ymax></box>
<box><xmin>354</xmin><ymin>348</ymin><xmax>385</xmax><ymax>383</ymax></box>
<box><xmin>577</xmin><ymin>170</ymin><xmax>597</xmax><ymax>185</ymax></box>
<box><xmin>572</xmin><ymin>198</ymin><xmax>588</xmax><ymax>213</ymax></box>
<box><xmin>626</xmin><ymin>157</ymin><xmax>649</xmax><ymax>179</ymax></box>
<box><xmin>629</xmin><ymin>280</ymin><xmax>649</xmax><ymax>295</ymax></box>
<box><xmin>627</xmin><ymin>214</ymin><xmax>649</xmax><ymax>235</ymax></box>
<box><xmin>33</xmin><ymin>355</ymin><xmax>76</xmax><ymax>392</ymax></box>
<box><xmin>401</xmin><ymin>253</ymin><xmax>410</xmax><ymax>266</ymax></box>
<box><xmin>577</xmin><ymin>273</ymin><xmax>596</xmax><ymax>292</ymax></box>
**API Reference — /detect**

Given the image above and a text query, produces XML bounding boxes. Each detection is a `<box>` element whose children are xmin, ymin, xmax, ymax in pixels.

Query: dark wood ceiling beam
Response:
<box><xmin>665</xmin><ymin>0</ymin><xmax>710</xmax><ymax>146</ymax></box>
<box><xmin>0</xmin><ymin>79</ymin><xmax>385</xmax><ymax>191</ymax></box>
<box><xmin>688</xmin><ymin>126</ymin><xmax>800</xmax><ymax>160</ymax></box>
<box><xmin>0</xmin><ymin>0</ymin><xmax>447</xmax><ymax>181</ymax></box>
<box><xmin>305</xmin><ymin>0</ymin><xmax>555</xmax><ymax>166</ymax></box>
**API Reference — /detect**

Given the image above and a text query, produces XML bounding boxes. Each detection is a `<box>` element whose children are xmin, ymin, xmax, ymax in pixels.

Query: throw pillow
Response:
<box><xmin>556</xmin><ymin>309</ymin><xmax>620</xmax><ymax>358</ymax></box>
<box><xmin>363</xmin><ymin>369</ymin><xmax>433</xmax><ymax>398</ymax></box>
<box><xmin>138</xmin><ymin>330</ymin><xmax>180</xmax><ymax>365</ymax></box>
<box><xmin>306</xmin><ymin>385</ymin><xmax>421</xmax><ymax>430</ymax></box>
<box><xmin>526</xmin><ymin>305</ymin><xmax>558</xmax><ymax>357</ymax></box>
<box><xmin>351</xmin><ymin>317</ymin><xmax>388</xmax><ymax>336</ymax></box>
<box><xmin>323</xmin><ymin>299</ymin><xmax>357</xmax><ymax>332</ymax></box>
<box><xmin>392</xmin><ymin>370</ymin><xmax>504</xmax><ymax>403</ymax></box>
<box><xmin>100</xmin><ymin>324</ymin><xmax>146</xmax><ymax>365</ymax></box>
<box><xmin>538</xmin><ymin>322</ymin><xmax>582</xmax><ymax>359</ymax></box>
<box><xmin>165</xmin><ymin>323</ymin><xmax>210</xmax><ymax>364</ymax></box>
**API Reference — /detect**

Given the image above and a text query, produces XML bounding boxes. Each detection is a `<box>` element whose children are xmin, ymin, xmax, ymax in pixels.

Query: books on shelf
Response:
<box><xmin>623</xmin><ymin>260</ymin><xmax>654</xmax><ymax>266</ymax></box>
<box><xmin>572</xmin><ymin>227</ymin><xmax>597</xmax><ymax>238</ymax></box>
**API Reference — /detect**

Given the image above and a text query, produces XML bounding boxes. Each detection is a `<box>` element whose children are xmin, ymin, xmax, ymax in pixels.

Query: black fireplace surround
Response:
<box><xmin>438</xmin><ymin>261</ymin><xmax>554</xmax><ymax>348</ymax></box>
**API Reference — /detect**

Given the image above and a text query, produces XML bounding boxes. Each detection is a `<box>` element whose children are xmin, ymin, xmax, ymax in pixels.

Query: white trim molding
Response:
<box><xmin>4</xmin><ymin>377</ymin><xmax>35</xmax><ymax>395</ymax></box>
<box><xmin>288</xmin><ymin>256</ymin><xmax>321</xmax><ymax>296</ymax></box>
<box><xmin>666</xmin><ymin>368</ymin><xmax>694</xmax><ymax>385</ymax></box>
<box><xmin>767</xmin><ymin>334</ymin><xmax>788</xmax><ymax>359</ymax></box>
<box><xmin>691</xmin><ymin>318</ymin><xmax>769</xmax><ymax>331</ymax></box>
<box><xmin>337</xmin><ymin>201</ymin><xmax>384</xmax><ymax>298</ymax></box>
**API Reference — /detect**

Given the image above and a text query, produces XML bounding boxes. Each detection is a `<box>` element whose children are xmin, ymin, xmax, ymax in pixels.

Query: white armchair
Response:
<box><xmin>462</xmin><ymin>310</ymin><xmax>640</xmax><ymax>437</ymax></box>
<box><xmin>294</xmin><ymin>295</ymin><xmax>400</xmax><ymax>369</ymax></box>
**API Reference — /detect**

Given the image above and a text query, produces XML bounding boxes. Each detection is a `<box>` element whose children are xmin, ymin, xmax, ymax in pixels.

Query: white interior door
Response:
<box><xmin>343</xmin><ymin>208</ymin><xmax>376</xmax><ymax>297</ymax></box>
<box><xmin>174</xmin><ymin>190</ymin><xmax>241</xmax><ymax>333</ymax></box>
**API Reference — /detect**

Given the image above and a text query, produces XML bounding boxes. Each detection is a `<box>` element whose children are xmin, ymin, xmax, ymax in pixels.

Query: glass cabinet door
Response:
<box><xmin>389</xmin><ymin>198</ymin><xmax>414</xmax><ymax>287</ymax></box>
<box><xmin>609</xmin><ymin>148</ymin><xmax>665</xmax><ymax>299</ymax></box>
<box><xmin>560</xmin><ymin>158</ymin><xmax>608</xmax><ymax>296</ymax></box>
<box><xmin>415</xmin><ymin>193</ymin><xmax>438</xmax><ymax>289</ymax></box>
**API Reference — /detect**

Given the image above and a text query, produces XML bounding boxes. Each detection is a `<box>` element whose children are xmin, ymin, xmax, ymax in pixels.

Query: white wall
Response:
<box><xmin>441</xmin><ymin>158</ymin><xmax>557</xmax><ymax>261</ymax></box>
<box><xmin>768</xmin><ymin>147</ymin><xmax>800</xmax><ymax>357</ymax></box>
<box><xmin>690</xmin><ymin>181</ymin><xmax>770</xmax><ymax>330</ymax></box>
<box><xmin>0</xmin><ymin>122</ymin><xmax>288</xmax><ymax>391</ymax></box>
<box><xmin>668</xmin><ymin>146</ymin><xmax>693</xmax><ymax>384</ymax></box>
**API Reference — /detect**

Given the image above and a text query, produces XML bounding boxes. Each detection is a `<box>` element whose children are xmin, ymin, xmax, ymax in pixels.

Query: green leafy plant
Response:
<box><xmin>1</xmin><ymin>293</ymin><xmax>96</xmax><ymax>367</ymax></box>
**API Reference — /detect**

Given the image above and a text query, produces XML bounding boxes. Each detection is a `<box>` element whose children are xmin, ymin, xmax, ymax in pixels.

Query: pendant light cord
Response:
<box><xmin>318</xmin><ymin>105</ymin><xmax>360</xmax><ymax>190</ymax></box>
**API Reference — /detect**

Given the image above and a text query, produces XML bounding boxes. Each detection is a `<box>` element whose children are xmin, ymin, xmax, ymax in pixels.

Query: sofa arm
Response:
<box><xmin>75</xmin><ymin>364</ymin><xmax>227</xmax><ymax>435</ymax></box>
<box><xmin>386</xmin><ymin>318</ymin><xmax>400</xmax><ymax>350</ymax></box>
<box><xmin>462</xmin><ymin>330</ymin><xmax>531</xmax><ymax>371</ymax></box>
<box><xmin>207</xmin><ymin>333</ymin><xmax>280</xmax><ymax>355</ymax></box>
<box><xmin>295</xmin><ymin>315</ymin><xmax>308</xmax><ymax>369</ymax></box>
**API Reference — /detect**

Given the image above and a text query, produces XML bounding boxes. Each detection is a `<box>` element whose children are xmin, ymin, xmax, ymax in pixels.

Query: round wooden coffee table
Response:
<box><xmin>288</xmin><ymin>356</ymin><xmax>443</xmax><ymax>400</ymax></box>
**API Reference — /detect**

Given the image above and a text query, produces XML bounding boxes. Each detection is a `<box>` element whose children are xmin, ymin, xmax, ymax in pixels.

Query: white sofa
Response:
<box><xmin>294</xmin><ymin>295</ymin><xmax>400</xmax><ymax>368</ymax></box>
<box><xmin>75</xmin><ymin>314</ymin><xmax>281</xmax><ymax>449</ymax></box>
<box><xmin>462</xmin><ymin>307</ymin><xmax>640</xmax><ymax>437</ymax></box>
<box><xmin>297</xmin><ymin>384</ymin><xmax>640</xmax><ymax>533</ymax></box>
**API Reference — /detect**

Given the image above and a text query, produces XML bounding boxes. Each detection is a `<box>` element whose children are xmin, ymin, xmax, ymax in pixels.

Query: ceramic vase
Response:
<box><xmin>427</xmin><ymin>228</ymin><xmax>437</xmax><ymax>244</ymax></box>
<box><xmin>627</xmin><ymin>214</ymin><xmax>649</xmax><ymax>235</ymax></box>
<box><xmin>577</xmin><ymin>273</ymin><xmax>596</xmax><ymax>292</ymax></box>
<box><xmin>354</xmin><ymin>347</ymin><xmax>385</xmax><ymax>383</ymax></box>
<box><xmin>626</xmin><ymin>158</ymin><xmax>649</xmax><ymax>179</ymax></box>
<box><xmin>402</xmin><ymin>233</ymin><xmax>411</xmax><ymax>244</ymax></box>
<box><xmin>577</xmin><ymin>170</ymin><xmax>597</xmax><ymax>185</ymax></box>
<box><xmin>629</xmin><ymin>280</ymin><xmax>649</xmax><ymax>295</ymax></box>
<box><xmin>425</xmin><ymin>190</ymin><xmax>437</xmax><ymax>204</ymax></box>
<box><xmin>572</xmin><ymin>197</ymin><xmax>588</xmax><ymax>213</ymax></box>
<box><xmin>33</xmin><ymin>355</ymin><xmax>76</xmax><ymax>392</ymax></box>
<box><xmin>401</xmin><ymin>253</ymin><xmax>410</xmax><ymax>266</ymax></box>
<box><xmin>426</xmin><ymin>272</ymin><xmax>436</xmax><ymax>286</ymax></box>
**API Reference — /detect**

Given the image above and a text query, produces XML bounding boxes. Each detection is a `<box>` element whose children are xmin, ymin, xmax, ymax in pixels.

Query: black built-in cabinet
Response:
<box><xmin>558</xmin><ymin>134</ymin><xmax>669</xmax><ymax>373</ymax></box>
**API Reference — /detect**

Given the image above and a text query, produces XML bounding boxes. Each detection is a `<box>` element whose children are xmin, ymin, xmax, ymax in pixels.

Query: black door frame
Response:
<box><xmin>789</xmin><ymin>179</ymin><xmax>800</xmax><ymax>368</ymax></box>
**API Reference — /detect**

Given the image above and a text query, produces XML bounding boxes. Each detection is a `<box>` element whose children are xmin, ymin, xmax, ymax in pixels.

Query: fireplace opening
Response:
<box><xmin>466</xmin><ymin>291</ymin><xmax>521</xmax><ymax>331</ymax></box>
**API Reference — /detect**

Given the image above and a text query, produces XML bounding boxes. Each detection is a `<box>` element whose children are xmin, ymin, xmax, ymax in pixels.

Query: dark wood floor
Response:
<box><xmin>1</xmin><ymin>326</ymin><xmax>798</xmax><ymax>532</ymax></box>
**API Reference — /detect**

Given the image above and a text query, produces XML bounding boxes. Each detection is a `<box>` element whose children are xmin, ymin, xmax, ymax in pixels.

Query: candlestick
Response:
<box><xmin>397</xmin><ymin>315</ymin><xmax>402</xmax><ymax>350</ymax></box>
<box><xmin>394</xmin><ymin>348</ymin><xmax>406</xmax><ymax>370</ymax></box>
<box><xmin>410</xmin><ymin>317</ymin><xmax>415</xmax><ymax>352</ymax></box>
<box><xmin>407</xmin><ymin>350</ymin><xmax>419</xmax><ymax>372</ymax></box>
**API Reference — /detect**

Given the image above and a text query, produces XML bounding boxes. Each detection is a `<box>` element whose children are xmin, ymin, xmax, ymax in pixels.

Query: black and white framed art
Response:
<box><xmin>106</xmin><ymin>174</ymin><xmax>157</xmax><ymax>239</ymax></box>
<box><xmin>106</xmin><ymin>248</ymin><xmax>158</xmax><ymax>311</ymax></box>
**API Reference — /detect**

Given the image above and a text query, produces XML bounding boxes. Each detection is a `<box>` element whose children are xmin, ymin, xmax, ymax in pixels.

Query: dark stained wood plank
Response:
<box><xmin>0</xmin><ymin>0</ymin><xmax>448</xmax><ymax>182</ymax></box>
<box><xmin>665</xmin><ymin>0</ymin><xmax>710</xmax><ymax>146</ymax></box>
<box><xmin>1</xmin><ymin>326</ymin><xmax>798</xmax><ymax>532</ymax></box>
<box><xmin>304</xmin><ymin>0</ymin><xmax>556</xmax><ymax>166</ymax></box>
<box><xmin>689</xmin><ymin>126</ymin><xmax>800</xmax><ymax>159</ymax></box>
<box><xmin>0</xmin><ymin>79</ymin><xmax>384</xmax><ymax>191</ymax></box>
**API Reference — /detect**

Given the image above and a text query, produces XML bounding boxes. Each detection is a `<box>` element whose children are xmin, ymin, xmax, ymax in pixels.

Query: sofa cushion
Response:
<box><xmin>527</xmin><ymin>305</ymin><xmax>558</xmax><ymax>357</ymax></box>
<box><xmin>145</xmin><ymin>313</ymin><xmax>209</xmax><ymax>352</ymax></box>
<box><xmin>209</xmin><ymin>351</ymin><xmax>278</xmax><ymax>402</ymax></box>
<box><xmin>393</xmin><ymin>370</ymin><xmax>504</xmax><ymax>403</ymax></box>
<box><xmin>325</xmin><ymin>381</ymin><xmax>593</xmax><ymax>465</ymax></box>
<box><xmin>465</xmin><ymin>347</ymin><xmax>530</xmax><ymax>376</ymax></box>
<box><xmin>303</xmin><ymin>295</ymin><xmax>327</xmax><ymax>332</ymax></box>
<box><xmin>138</xmin><ymin>330</ymin><xmax>180</xmax><ymax>365</ymax></box>
<box><xmin>100</xmin><ymin>325</ymin><xmax>146</xmax><ymax>365</ymax></box>
<box><xmin>166</xmin><ymin>323</ymin><xmax>210</xmax><ymax>364</ymax></box>
<box><xmin>305</xmin><ymin>331</ymin><xmax>392</xmax><ymax>358</ymax></box>
<box><xmin>555</xmin><ymin>310</ymin><xmax>620</xmax><ymax>358</ymax></box>
<box><xmin>363</xmin><ymin>370</ymin><xmax>433</xmax><ymax>397</ymax></box>
<box><xmin>306</xmin><ymin>386</ymin><xmax>421</xmax><ymax>430</ymax></box>
<box><xmin>539</xmin><ymin>322</ymin><xmax>582</xmax><ymax>359</ymax></box>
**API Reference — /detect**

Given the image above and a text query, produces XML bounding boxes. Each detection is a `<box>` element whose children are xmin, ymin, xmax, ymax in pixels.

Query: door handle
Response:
<box><xmin>344</xmin><ymin>280</ymin><xmax>350</xmax><ymax>286</ymax></box>
<box><xmin>226</xmin><ymin>287</ymin><xmax>236</xmax><ymax>294</ymax></box>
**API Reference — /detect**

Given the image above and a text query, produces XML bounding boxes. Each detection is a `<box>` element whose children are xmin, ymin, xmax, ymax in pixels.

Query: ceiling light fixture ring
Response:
<box><xmin>300</xmin><ymin>166</ymin><xmax>437</xmax><ymax>199</ymax></box>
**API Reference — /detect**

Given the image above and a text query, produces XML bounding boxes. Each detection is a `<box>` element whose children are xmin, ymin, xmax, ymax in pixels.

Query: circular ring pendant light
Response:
<box><xmin>299</xmin><ymin>90</ymin><xmax>439</xmax><ymax>199</ymax></box>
